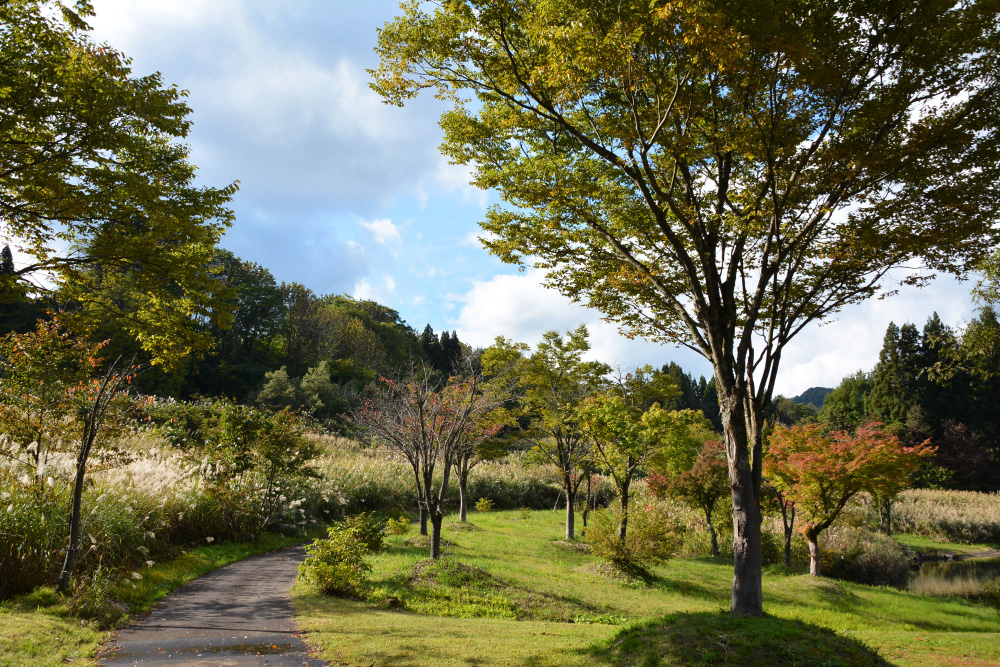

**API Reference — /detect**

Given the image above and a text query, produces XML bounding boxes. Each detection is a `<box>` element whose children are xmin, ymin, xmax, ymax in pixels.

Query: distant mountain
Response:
<box><xmin>791</xmin><ymin>387</ymin><xmax>832</xmax><ymax>409</ymax></box>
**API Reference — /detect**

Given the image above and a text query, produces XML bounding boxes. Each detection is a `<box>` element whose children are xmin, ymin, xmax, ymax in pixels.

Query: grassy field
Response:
<box><xmin>0</xmin><ymin>533</ymin><xmax>304</xmax><ymax>667</ymax></box>
<box><xmin>293</xmin><ymin>510</ymin><xmax>1000</xmax><ymax>667</ymax></box>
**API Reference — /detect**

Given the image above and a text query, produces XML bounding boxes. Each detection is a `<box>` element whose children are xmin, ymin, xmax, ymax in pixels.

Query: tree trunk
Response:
<box><xmin>618</xmin><ymin>481</ymin><xmax>630</xmax><ymax>542</ymax></box>
<box><xmin>808</xmin><ymin>534</ymin><xmax>820</xmax><ymax>576</ymax></box>
<box><xmin>706</xmin><ymin>507</ymin><xmax>719</xmax><ymax>557</ymax></box>
<box><xmin>880</xmin><ymin>498</ymin><xmax>893</xmax><ymax>536</ymax></box>
<box><xmin>430</xmin><ymin>509</ymin><xmax>444</xmax><ymax>559</ymax></box>
<box><xmin>419</xmin><ymin>499</ymin><xmax>428</xmax><ymax>536</ymax></box>
<box><xmin>783</xmin><ymin>504</ymin><xmax>795</xmax><ymax>567</ymax></box>
<box><xmin>565</xmin><ymin>486</ymin><xmax>576</xmax><ymax>540</ymax></box>
<box><xmin>458</xmin><ymin>470</ymin><xmax>469</xmax><ymax>523</ymax></box>
<box><xmin>56</xmin><ymin>449</ymin><xmax>88</xmax><ymax>594</ymax></box>
<box><xmin>721</xmin><ymin>390</ymin><xmax>763</xmax><ymax>616</ymax></box>
<box><xmin>582</xmin><ymin>473</ymin><xmax>592</xmax><ymax>528</ymax></box>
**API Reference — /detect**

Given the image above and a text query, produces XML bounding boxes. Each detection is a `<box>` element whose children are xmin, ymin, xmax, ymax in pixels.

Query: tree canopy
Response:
<box><xmin>0</xmin><ymin>0</ymin><xmax>238</xmax><ymax>364</ymax></box>
<box><xmin>372</xmin><ymin>0</ymin><xmax>1000</xmax><ymax>614</ymax></box>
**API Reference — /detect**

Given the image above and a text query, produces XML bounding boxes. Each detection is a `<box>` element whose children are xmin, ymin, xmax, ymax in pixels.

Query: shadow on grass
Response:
<box><xmin>575</xmin><ymin>611</ymin><xmax>892</xmax><ymax>667</ymax></box>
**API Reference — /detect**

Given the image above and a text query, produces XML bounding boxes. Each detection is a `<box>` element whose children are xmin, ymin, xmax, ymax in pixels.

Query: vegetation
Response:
<box><xmin>766</xmin><ymin>422</ymin><xmax>932</xmax><ymax>575</ymax></box>
<box><xmin>292</xmin><ymin>509</ymin><xmax>1000</xmax><ymax>667</ymax></box>
<box><xmin>0</xmin><ymin>532</ymin><xmax>302</xmax><ymax>665</ymax></box>
<box><xmin>372</xmin><ymin>0</ymin><xmax>1000</xmax><ymax>616</ymax></box>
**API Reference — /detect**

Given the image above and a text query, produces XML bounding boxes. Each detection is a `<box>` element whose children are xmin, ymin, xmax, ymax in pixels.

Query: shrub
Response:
<box><xmin>298</xmin><ymin>514</ymin><xmax>385</xmax><ymax>596</ymax></box>
<box><xmin>587</xmin><ymin>501</ymin><xmax>680</xmax><ymax>573</ymax></box>
<box><xmin>818</xmin><ymin>526</ymin><xmax>912</xmax><ymax>586</ymax></box>
<box><xmin>298</xmin><ymin>526</ymin><xmax>371</xmax><ymax>596</ymax></box>
<box><xmin>385</xmin><ymin>516</ymin><xmax>411</xmax><ymax>535</ymax></box>
<box><xmin>330</xmin><ymin>512</ymin><xmax>384</xmax><ymax>553</ymax></box>
<box><xmin>475</xmin><ymin>497</ymin><xmax>494</xmax><ymax>513</ymax></box>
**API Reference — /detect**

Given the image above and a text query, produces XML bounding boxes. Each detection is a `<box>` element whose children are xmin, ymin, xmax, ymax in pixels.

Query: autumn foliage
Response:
<box><xmin>766</xmin><ymin>422</ymin><xmax>933</xmax><ymax>576</ymax></box>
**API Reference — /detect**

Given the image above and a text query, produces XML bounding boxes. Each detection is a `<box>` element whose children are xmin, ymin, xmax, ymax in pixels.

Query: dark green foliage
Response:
<box><xmin>825</xmin><ymin>313</ymin><xmax>1000</xmax><ymax>491</ymax></box>
<box><xmin>818</xmin><ymin>372</ymin><xmax>871</xmax><ymax>432</ymax></box>
<box><xmin>791</xmin><ymin>387</ymin><xmax>832</xmax><ymax>410</ymax></box>
<box><xmin>769</xmin><ymin>396</ymin><xmax>817</xmax><ymax>426</ymax></box>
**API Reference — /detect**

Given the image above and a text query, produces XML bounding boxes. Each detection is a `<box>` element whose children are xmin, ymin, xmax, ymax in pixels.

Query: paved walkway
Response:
<box><xmin>100</xmin><ymin>546</ymin><xmax>327</xmax><ymax>666</ymax></box>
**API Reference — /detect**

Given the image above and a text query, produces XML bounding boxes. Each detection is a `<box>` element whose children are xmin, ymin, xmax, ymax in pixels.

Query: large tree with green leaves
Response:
<box><xmin>0</xmin><ymin>0</ymin><xmax>237</xmax><ymax>365</ymax></box>
<box><xmin>372</xmin><ymin>0</ymin><xmax>1000</xmax><ymax>614</ymax></box>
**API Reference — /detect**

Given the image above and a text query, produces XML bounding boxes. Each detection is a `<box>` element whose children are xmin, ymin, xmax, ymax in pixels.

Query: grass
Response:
<box><xmin>894</xmin><ymin>533</ymin><xmax>1000</xmax><ymax>557</ymax></box>
<box><xmin>292</xmin><ymin>510</ymin><xmax>1000</xmax><ymax>667</ymax></box>
<box><xmin>0</xmin><ymin>532</ymin><xmax>304</xmax><ymax>667</ymax></box>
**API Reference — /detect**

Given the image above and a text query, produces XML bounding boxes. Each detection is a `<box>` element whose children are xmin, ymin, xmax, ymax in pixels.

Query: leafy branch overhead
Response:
<box><xmin>0</xmin><ymin>0</ymin><xmax>238</xmax><ymax>365</ymax></box>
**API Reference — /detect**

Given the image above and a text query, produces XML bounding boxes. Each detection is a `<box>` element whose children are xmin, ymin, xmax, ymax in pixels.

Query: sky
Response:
<box><xmin>83</xmin><ymin>0</ymin><xmax>984</xmax><ymax>397</ymax></box>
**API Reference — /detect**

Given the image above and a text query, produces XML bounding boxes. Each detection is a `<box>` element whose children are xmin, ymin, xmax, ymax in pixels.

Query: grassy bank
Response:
<box><xmin>293</xmin><ymin>510</ymin><xmax>1000</xmax><ymax>667</ymax></box>
<box><xmin>0</xmin><ymin>533</ymin><xmax>303</xmax><ymax>667</ymax></box>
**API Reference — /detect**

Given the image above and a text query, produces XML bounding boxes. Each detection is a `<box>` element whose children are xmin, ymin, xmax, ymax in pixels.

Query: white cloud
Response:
<box><xmin>359</xmin><ymin>218</ymin><xmax>402</xmax><ymax>245</ymax></box>
<box><xmin>452</xmin><ymin>269</ymin><xmax>710</xmax><ymax>375</ymax></box>
<box><xmin>453</xmin><ymin>269</ymin><xmax>981</xmax><ymax>398</ymax></box>
<box><xmin>352</xmin><ymin>274</ymin><xmax>398</xmax><ymax>303</ymax></box>
<box><xmin>772</xmin><ymin>274</ymin><xmax>976</xmax><ymax>396</ymax></box>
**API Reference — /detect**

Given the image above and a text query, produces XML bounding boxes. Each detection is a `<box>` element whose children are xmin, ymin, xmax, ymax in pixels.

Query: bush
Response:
<box><xmin>587</xmin><ymin>502</ymin><xmax>681</xmax><ymax>573</ymax></box>
<box><xmin>385</xmin><ymin>516</ymin><xmax>410</xmax><ymax>535</ymax></box>
<box><xmin>329</xmin><ymin>512</ymin><xmax>384</xmax><ymax>553</ymax></box>
<box><xmin>475</xmin><ymin>497</ymin><xmax>494</xmax><ymax>513</ymax></box>
<box><xmin>298</xmin><ymin>514</ymin><xmax>384</xmax><ymax>596</ymax></box>
<box><xmin>819</xmin><ymin>526</ymin><xmax>912</xmax><ymax>586</ymax></box>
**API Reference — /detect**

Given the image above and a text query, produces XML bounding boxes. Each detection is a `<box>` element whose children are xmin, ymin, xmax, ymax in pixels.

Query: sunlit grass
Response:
<box><xmin>293</xmin><ymin>509</ymin><xmax>1000</xmax><ymax>667</ymax></box>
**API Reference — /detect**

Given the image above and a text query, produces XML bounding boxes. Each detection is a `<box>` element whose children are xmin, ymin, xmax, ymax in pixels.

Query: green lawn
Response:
<box><xmin>293</xmin><ymin>510</ymin><xmax>1000</xmax><ymax>667</ymax></box>
<box><xmin>0</xmin><ymin>533</ymin><xmax>304</xmax><ymax>667</ymax></box>
<box><xmin>894</xmin><ymin>533</ymin><xmax>1000</xmax><ymax>557</ymax></box>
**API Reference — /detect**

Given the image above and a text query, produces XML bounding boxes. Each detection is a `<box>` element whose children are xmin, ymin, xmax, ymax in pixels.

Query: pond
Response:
<box><xmin>907</xmin><ymin>555</ymin><xmax>1000</xmax><ymax>597</ymax></box>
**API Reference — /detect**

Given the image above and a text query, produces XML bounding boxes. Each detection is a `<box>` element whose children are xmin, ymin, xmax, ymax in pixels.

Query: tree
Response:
<box><xmin>1</xmin><ymin>0</ymin><xmax>237</xmax><ymax>365</ymax></box>
<box><xmin>580</xmin><ymin>394</ymin><xmax>689</xmax><ymax>543</ymax></box>
<box><xmin>668</xmin><ymin>439</ymin><xmax>730</xmax><ymax>557</ymax></box>
<box><xmin>207</xmin><ymin>403</ymin><xmax>318</xmax><ymax>538</ymax></box>
<box><xmin>57</xmin><ymin>355</ymin><xmax>139</xmax><ymax>593</ymax></box>
<box><xmin>765</xmin><ymin>422</ymin><xmax>932</xmax><ymax>576</ymax></box>
<box><xmin>482</xmin><ymin>326</ymin><xmax>609</xmax><ymax>540</ymax></box>
<box><xmin>372</xmin><ymin>0</ymin><xmax>1000</xmax><ymax>614</ymax></box>
<box><xmin>0</xmin><ymin>318</ymin><xmax>96</xmax><ymax>473</ymax></box>
<box><xmin>454</xmin><ymin>408</ymin><xmax>510</xmax><ymax>522</ymax></box>
<box><xmin>818</xmin><ymin>372</ymin><xmax>872</xmax><ymax>432</ymax></box>
<box><xmin>354</xmin><ymin>368</ymin><xmax>505</xmax><ymax>558</ymax></box>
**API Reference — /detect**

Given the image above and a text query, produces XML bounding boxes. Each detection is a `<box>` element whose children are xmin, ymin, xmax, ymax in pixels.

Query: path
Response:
<box><xmin>100</xmin><ymin>546</ymin><xmax>327</xmax><ymax>666</ymax></box>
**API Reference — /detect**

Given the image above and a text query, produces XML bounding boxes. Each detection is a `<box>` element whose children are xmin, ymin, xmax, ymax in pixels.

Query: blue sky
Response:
<box><xmin>85</xmin><ymin>0</ymin><xmax>983</xmax><ymax>396</ymax></box>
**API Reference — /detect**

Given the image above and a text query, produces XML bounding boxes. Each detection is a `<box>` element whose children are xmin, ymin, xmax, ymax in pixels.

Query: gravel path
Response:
<box><xmin>99</xmin><ymin>546</ymin><xmax>327</xmax><ymax>666</ymax></box>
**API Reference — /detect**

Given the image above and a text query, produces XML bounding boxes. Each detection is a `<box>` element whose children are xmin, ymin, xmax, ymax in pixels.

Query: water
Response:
<box><xmin>907</xmin><ymin>555</ymin><xmax>1000</xmax><ymax>597</ymax></box>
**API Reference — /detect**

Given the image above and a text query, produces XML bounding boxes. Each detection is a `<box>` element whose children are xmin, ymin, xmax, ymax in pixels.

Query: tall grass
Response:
<box><xmin>890</xmin><ymin>489</ymin><xmax>1000</xmax><ymax>544</ymax></box>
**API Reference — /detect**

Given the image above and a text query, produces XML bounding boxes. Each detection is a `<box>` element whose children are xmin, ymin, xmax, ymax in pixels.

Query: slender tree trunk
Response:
<box><xmin>430</xmin><ymin>508</ymin><xmax>444</xmax><ymax>559</ymax></box>
<box><xmin>565</xmin><ymin>485</ymin><xmax>577</xmax><ymax>540</ymax></box>
<box><xmin>582</xmin><ymin>473</ymin><xmax>592</xmax><ymax>528</ymax></box>
<box><xmin>706</xmin><ymin>507</ymin><xmax>719</xmax><ymax>557</ymax></box>
<box><xmin>808</xmin><ymin>533</ymin><xmax>820</xmax><ymax>576</ymax></box>
<box><xmin>56</xmin><ymin>443</ymin><xmax>89</xmax><ymax>593</ymax></box>
<box><xmin>458</xmin><ymin>469</ymin><xmax>469</xmax><ymax>523</ymax></box>
<box><xmin>419</xmin><ymin>504</ymin><xmax>428</xmax><ymax>536</ymax></box>
<box><xmin>782</xmin><ymin>503</ymin><xmax>795</xmax><ymax>567</ymax></box>
<box><xmin>880</xmin><ymin>498</ymin><xmax>893</xmax><ymax>536</ymax></box>
<box><xmin>618</xmin><ymin>481</ymin><xmax>630</xmax><ymax>542</ymax></box>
